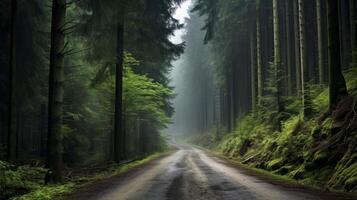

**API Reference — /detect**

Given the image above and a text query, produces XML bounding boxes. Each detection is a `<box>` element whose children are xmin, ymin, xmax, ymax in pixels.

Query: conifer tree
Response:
<box><xmin>47</xmin><ymin>0</ymin><xmax>67</xmax><ymax>183</ymax></box>
<box><xmin>273</xmin><ymin>0</ymin><xmax>284</xmax><ymax>120</ymax></box>
<box><xmin>7</xmin><ymin>0</ymin><xmax>17</xmax><ymax>163</ymax></box>
<box><xmin>327</xmin><ymin>0</ymin><xmax>348</xmax><ymax>110</ymax></box>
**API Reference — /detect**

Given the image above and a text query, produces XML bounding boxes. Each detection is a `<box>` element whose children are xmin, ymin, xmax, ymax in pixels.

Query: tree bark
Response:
<box><xmin>293</xmin><ymin>0</ymin><xmax>302</xmax><ymax>96</ymax></box>
<box><xmin>298</xmin><ymin>0</ymin><xmax>312</xmax><ymax>118</ymax></box>
<box><xmin>316</xmin><ymin>0</ymin><xmax>325</xmax><ymax>85</ymax></box>
<box><xmin>256</xmin><ymin>0</ymin><xmax>263</xmax><ymax>107</ymax></box>
<box><xmin>250</xmin><ymin>10</ymin><xmax>257</xmax><ymax>111</ymax></box>
<box><xmin>7</xmin><ymin>0</ymin><xmax>17</xmax><ymax>162</ymax></box>
<box><xmin>114</xmin><ymin>2</ymin><xmax>125</xmax><ymax>162</ymax></box>
<box><xmin>327</xmin><ymin>0</ymin><xmax>348</xmax><ymax>110</ymax></box>
<box><xmin>285</xmin><ymin>0</ymin><xmax>293</xmax><ymax>95</ymax></box>
<box><xmin>229</xmin><ymin>68</ymin><xmax>234</xmax><ymax>131</ymax></box>
<box><xmin>40</xmin><ymin>104</ymin><xmax>47</xmax><ymax>157</ymax></box>
<box><xmin>273</xmin><ymin>0</ymin><xmax>284</xmax><ymax>116</ymax></box>
<box><xmin>226</xmin><ymin>65</ymin><xmax>234</xmax><ymax>132</ymax></box>
<box><xmin>47</xmin><ymin>0</ymin><xmax>66</xmax><ymax>183</ymax></box>
<box><xmin>350</xmin><ymin>0</ymin><xmax>356</xmax><ymax>58</ymax></box>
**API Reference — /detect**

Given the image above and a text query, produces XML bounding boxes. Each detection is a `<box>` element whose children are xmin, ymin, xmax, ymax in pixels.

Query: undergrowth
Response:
<box><xmin>1</xmin><ymin>151</ymin><xmax>170</xmax><ymax>200</ymax></box>
<box><xmin>190</xmin><ymin>66</ymin><xmax>357</xmax><ymax>193</ymax></box>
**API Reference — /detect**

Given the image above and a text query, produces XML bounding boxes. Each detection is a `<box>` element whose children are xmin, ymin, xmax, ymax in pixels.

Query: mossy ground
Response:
<box><xmin>190</xmin><ymin>66</ymin><xmax>357</xmax><ymax>194</ymax></box>
<box><xmin>1</xmin><ymin>151</ymin><xmax>172</xmax><ymax>200</ymax></box>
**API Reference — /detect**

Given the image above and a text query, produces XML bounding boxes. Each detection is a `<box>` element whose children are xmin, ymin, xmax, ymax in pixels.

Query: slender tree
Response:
<box><xmin>251</xmin><ymin>37</ymin><xmax>257</xmax><ymax>111</ymax></box>
<box><xmin>47</xmin><ymin>0</ymin><xmax>66</xmax><ymax>183</ymax></box>
<box><xmin>285</xmin><ymin>0</ymin><xmax>292</xmax><ymax>95</ymax></box>
<box><xmin>298</xmin><ymin>0</ymin><xmax>312</xmax><ymax>118</ymax></box>
<box><xmin>256</xmin><ymin>0</ymin><xmax>263</xmax><ymax>107</ymax></box>
<box><xmin>350</xmin><ymin>0</ymin><xmax>356</xmax><ymax>58</ymax></box>
<box><xmin>293</xmin><ymin>0</ymin><xmax>302</xmax><ymax>96</ymax></box>
<box><xmin>327</xmin><ymin>0</ymin><xmax>348</xmax><ymax>111</ymax></box>
<box><xmin>273</xmin><ymin>0</ymin><xmax>284</xmax><ymax>116</ymax></box>
<box><xmin>250</xmin><ymin>6</ymin><xmax>257</xmax><ymax>111</ymax></box>
<box><xmin>316</xmin><ymin>0</ymin><xmax>325</xmax><ymax>85</ymax></box>
<box><xmin>114</xmin><ymin>0</ymin><xmax>125</xmax><ymax>162</ymax></box>
<box><xmin>7</xmin><ymin>0</ymin><xmax>17</xmax><ymax>162</ymax></box>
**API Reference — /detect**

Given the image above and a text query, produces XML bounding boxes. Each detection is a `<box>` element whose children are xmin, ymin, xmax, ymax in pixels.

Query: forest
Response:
<box><xmin>1</xmin><ymin>0</ymin><xmax>357</xmax><ymax>199</ymax></box>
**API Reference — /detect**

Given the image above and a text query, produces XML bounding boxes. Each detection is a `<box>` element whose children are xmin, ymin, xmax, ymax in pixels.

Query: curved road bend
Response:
<box><xmin>67</xmin><ymin>146</ymin><xmax>357</xmax><ymax>200</ymax></box>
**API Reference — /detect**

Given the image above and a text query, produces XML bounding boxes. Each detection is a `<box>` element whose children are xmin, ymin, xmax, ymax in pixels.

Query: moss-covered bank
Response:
<box><xmin>190</xmin><ymin>67</ymin><xmax>357</xmax><ymax>193</ymax></box>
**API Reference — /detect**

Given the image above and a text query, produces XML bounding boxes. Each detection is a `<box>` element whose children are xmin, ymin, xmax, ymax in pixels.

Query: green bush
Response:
<box><xmin>0</xmin><ymin>161</ymin><xmax>47</xmax><ymax>199</ymax></box>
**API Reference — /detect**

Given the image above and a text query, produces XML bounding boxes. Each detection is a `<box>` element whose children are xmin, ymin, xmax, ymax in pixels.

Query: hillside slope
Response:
<box><xmin>191</xmin><ymin>66</ymin><xmax>357</xmax><ymax>193</ymax></box>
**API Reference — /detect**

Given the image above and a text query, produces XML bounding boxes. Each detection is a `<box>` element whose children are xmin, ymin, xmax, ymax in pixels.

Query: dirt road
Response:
<box><xmin>67</xmin><ymin>146</ymin><xmax>356</xmax><ymax>200</ymax></box>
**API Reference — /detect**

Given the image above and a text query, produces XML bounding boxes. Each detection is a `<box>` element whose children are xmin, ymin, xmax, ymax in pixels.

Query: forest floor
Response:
<box><xmin>1</xmin><ymin>151</ymin><xmax>172</xmax><ymax>200</ymax></box>
<box><xmin>65</xmin><ymin>144</ymin><xmax>357</xmax><ymax>200</ymax></box>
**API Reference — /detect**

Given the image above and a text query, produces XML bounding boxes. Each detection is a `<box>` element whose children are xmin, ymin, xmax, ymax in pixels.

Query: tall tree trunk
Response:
<box><xmin>285</xmin><ymin>0</ymin><xmax>293</xmax><ymax>95</ymax></box>
<box><xmin>40</xmin><ymin>104</ymin><xmax>47</xmax><ymax>157</ymax></box>
<box><xmin>256</xmin><ymin>0</ymin><xmax>263</xmax><ymax>107</ymax></box>
<box><xmin>47</xmin><ymin>0</ymin><xmax>66</xmax><ymax>183</ymax></box>
<box><xmin>338</xmin><ymin>1</ymin><xmax>351</xmax><ymax>68</ymax></box>
<box><xmin>250</xmin><ymin>10</ymin><xmax>257</xmax><ymax>111</ymax></box>
<box><xmin>273</xmin><ymin>0</ymin><xmax>284</xmax><ymax>117</ymax></box>
<box><xmin>316</xmin><ymin>0</ymin><xmax>325</xmax><ymax>85</ymax></box>
<box><xmin>7</xmin><ymin>0</ymin><xmax>17</xmax><ymax>162</ymax></box>
<box><xmin>250</xmin><ymin>37</ymin><xmax>257</xmax><ymax>111</ymax></box>
<box><xmin>293</xmin><ymin>0</ymin><xmax>302</xmax><ymax>96</ymax></box>
<box><xmin>298</xmin><ymin>0</ymin><xmax>312</xmax><ymax>118</ymax></box>
<box><xmin>226</xmin><ymin>66</ymin><xmax>234</xmax><ymax>132</ymax></box>
<box><xmin>219</xmin><ymin>88</ymin><xmax>226</xmax><ymax>131</ymax></box>
<box><xmin>229</xmin><ymin>69</ymin><xmax>234</xmax><ymax>131</ymax></box>
<box><xmin>114</xmin><ymin>2</ymin><xmax>125</xmax><ymax>163</ymax></box>
<box><xmin>327</xmin><ymin>0</ymin><xmax>348</xmax><ymax>110</ymax></box>
<box><xmin>350</xmin><ymin>0</ymin><xmax>356</xmax><ymax>59</ymax></box>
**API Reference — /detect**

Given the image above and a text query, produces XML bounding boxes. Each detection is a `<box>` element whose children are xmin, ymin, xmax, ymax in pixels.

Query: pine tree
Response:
<box><xmin>7</xmin><ymin>0</ymin><xmax>17</xmax><ymax>162</ymax></box>
<box><xmin>350</xmin><ymin>0</ymin><xmax>356</xmax><ymax>58</ymax></box>
<box><xmin>285</xmin><ymin>0</ymin><xmax>293</xmax><ymax>95</ymax></box>
<box><xmin>256</xmin><ymin>0</ymin><xmax>263</xmax><ymax>107</ymax></box>
<box><xmin>316</xmin><ymin>0</ymin><xmax>325</xmax><ymax>85</ymax></box>
<box><xmin>293</xmin><ymin>0</ymin><xmax>302</xmax><ymax>96</ymax></box>
<box><xmin>47</xmin><ymin>0</ymin><xmax>66</xmax><ymax>183</ymax></box>
<box><xmin>114</xmin><ymin>0</ymin><xmax>125</xmax><ymax>162</ymax></box>
<box><xmin>298</xmin><ymin>0</ymin><xmax>312</xmax><ymax>118</ymax></box>
<box><xmin>250</xmin><ymin>4</ymin><xmax>257</xmax><ymax>111</ymax></box>
<box><xmin>273</xmin><ymin>0</ymin><xmax>284</xmax><ymax>119</ymax></box>
<box><xmin>327</xmin><ymin>0</ymin><xmax>348</xmax><ymax>110</ymax></box>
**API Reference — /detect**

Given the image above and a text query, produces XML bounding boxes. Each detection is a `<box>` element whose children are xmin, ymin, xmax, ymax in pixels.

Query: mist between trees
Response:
<box><xmin>168</xmin><ymin>0</ymin><xmax>357</xmax><ymax>193</ymax></box>
<box><xmin>169</xmin><ymin>0</ymin><xmax>356</xmax><ymax>137</ymax></box>
<box><xmin>0</xmin><ymin>0</ymin><xmax>357</xmax><ymax>198</ymax></box>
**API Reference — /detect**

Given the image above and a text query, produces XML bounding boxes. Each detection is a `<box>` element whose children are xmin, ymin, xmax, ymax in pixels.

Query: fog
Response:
<box><xmin>167</xmin><ymin>1</ymin><xmax>218</xmax><ymax>137</ymax></box>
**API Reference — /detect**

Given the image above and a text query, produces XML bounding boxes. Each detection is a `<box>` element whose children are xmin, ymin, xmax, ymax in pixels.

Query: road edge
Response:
<box><xmin>62</xmin><ymin>149</ymin><xmax>176</xmax><ymax>200</ymax></box>
<box><xmin>193</xmin><ymin>145</ymin><xmax>357</xmax><ymax>199</ymax></box>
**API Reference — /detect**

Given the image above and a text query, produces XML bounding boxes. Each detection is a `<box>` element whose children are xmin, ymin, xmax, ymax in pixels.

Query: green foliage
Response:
<box><xmin>345</xmin><ymin>65</ymin><xmax>357</xmax><ymax>96</ymax></box>
<box><xmin>95</xmin><ymin>52</ymin><xmax>174</xmax><ymax>128</ymax></box>
<box><xmin>89</xmin><ymin>53</ymin><xmax>174</xmax><ymax>157</ymax></box>
<box><xmin>194</xmin><ymin>68</ymin><xmax>357</xmax><ymax>192</ymax></box>
<box><xmin>313</xmin><ymin>87</ymin><xmax>329</xmax><ymax>113</ymax></box>
<box><xmin>123</xmin><ymin>66</ymin><xmax>173</xmax><ymax>127</ymax></box>
<box><xmin>60</xmin><ymin>51</ymin><xmax>174</xmax><ymax>165</ymax></box>
<box><xmin>1</xmin><ymin>150</ymin><xmax>171</xmax><ymax>200</ymax></box>
<box><xmin>12</xmin><ymin>184</ymin><xmax>74</xmax><ymax>200</ymax></box>
<box><xmin>0</xmin><ymin>161</ymin><xmax>47</xmax><ymax>199</ymax></box>
<box><xmin>77</xmin><ymin>0</ymin><xmax>185</xmax><ymax>84</ymax></box>
<box><xmin>267</xmin><ymin>157</ymin><xmax>284</xmax><ymax>171</ymax></box>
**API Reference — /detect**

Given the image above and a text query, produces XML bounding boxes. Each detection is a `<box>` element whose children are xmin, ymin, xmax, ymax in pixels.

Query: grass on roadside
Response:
<box><xmin>198</xmin><ymin>146</ymin><xmax>357</xmax><ymax>199</ymax></box>
<box><xmin>4</xmin><ymin>150</ymin><xmax>173</xmax><ymax>200</ymax></box>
